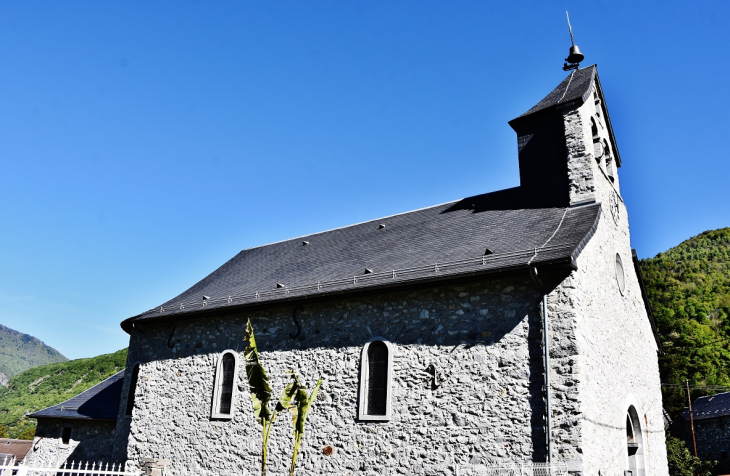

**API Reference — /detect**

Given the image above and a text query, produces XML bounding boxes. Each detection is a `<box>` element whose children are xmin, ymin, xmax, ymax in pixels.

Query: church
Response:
<box><xmin>33</xmin><ymin>61</ymin><xmax>668</xmax><ymax>476</ymax></box>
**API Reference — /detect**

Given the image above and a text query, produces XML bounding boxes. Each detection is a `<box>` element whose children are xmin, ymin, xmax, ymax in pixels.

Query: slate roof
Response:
<box><xmin>29</xmin><ymin>371</ymin><xmax>124</xmax><ymax>421</ymax></box>
<box><xmin>119</xmin><ymin>68</ymin><xmax>622</xmax><ymax>331</ymax></box>
<box><xmin>510</xmin><ymin>65</ymin><xmax>621</xmax><ymax>167</ymax></box>
<box><xmin>515</xmin><ymin>65</ymin><xmax>597</xmax><ymax>119</ymax></box>
<box><xmin>0</xmin><ymin>439</ymin><xmax>32</xmax><ymax>462</ymax></box>
<box><xmin>123</xmin><ymin>195</ymin><xmax>601</xmax><ymax>330</ymax></box>
<box><xmin>682</xmin><ymin>392</ymin><xmax>730</xmax><ymax>421</ymax></box>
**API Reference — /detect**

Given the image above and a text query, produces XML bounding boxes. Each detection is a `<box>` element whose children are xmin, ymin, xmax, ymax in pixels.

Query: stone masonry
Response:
<box><xmin>117</xmin><ymin>277</ymin><xmax>553</xmax><ymax>475</ymax></box>
<box><xmin>548</xmin><ymin>83</ymin><xmax>668</xmax><ymax>476</ymax></box>
<box><xmin>29</xmin><ymin>419</ymin><xmax>118</xmax><ymax>467</ymax></box>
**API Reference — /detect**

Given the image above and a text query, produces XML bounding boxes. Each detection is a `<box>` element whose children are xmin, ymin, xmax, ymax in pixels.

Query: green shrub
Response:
<box><xmin>666</xmin><ymin>433</ymin><xmax>715</xmax><ymax>476</ymax></box>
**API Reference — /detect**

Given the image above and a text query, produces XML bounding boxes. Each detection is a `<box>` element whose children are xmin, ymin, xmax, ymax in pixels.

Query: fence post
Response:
<box><xmin>140</xmin><ymin>458</ymin><xmax>170</xmax><ymax>476</ymax></box>
<box><xmin>15</xmin><ymin>462</ymin><xmax>28</xmax><ymax>476</ymax></box>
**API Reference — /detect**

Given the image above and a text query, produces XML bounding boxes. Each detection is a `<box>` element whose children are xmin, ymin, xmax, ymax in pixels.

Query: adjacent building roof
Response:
<box><xmin>29</xmin><ymin>371</ymin><xmax>124</xmax><ymax>421</ymax></box>
<box><xmin>682</xmin><ymin>392</ymin><xmax>730</xmax><ymax>421</ymax></box>
<box><xmin>0</xmin><ymin>439</ymin><xmax>32</xmax><ymax>462</ymax></box>
<box><xmin>123</xmin><ymin>196</ymin><xmax>601</xmax><ymax>330</ymax></box>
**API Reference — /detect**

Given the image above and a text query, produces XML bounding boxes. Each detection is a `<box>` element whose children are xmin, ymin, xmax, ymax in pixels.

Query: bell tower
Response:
<box><xmin>508</xmin><ymin>65</ymin><xmax>622</xmax><ymax>209</ymax></box>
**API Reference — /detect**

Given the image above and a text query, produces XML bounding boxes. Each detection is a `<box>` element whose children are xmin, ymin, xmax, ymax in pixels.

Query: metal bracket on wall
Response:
<box><xmin>290</xmin><ymin>307</ymin><xmax>303</xmax><ymax>339</ymax></box>
<box><xmin>425</xmin><ymin>364</ymin><xmax>440</xmax><ymax>389</ymax></box>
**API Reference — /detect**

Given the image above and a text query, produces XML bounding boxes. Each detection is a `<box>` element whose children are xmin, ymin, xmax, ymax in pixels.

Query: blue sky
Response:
<box><xmin>1</xmin><ymin>1</ymin><xmax>728</xmax><ymax>360</ymax></box>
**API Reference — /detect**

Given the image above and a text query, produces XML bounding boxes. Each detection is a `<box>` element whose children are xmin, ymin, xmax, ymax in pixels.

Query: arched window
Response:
<box><xmin>125</xmin><ymin>363</ymin><xmax>140</xmax><ymax>417</ymax></box>
<box><xmin>603</xmin><ymin>139</ymin><xmax>615</xmax><ymax>182</ymax></box>
<box><xmin>626</xmin><ymin>406</ymin><xmax>646</xmax><ymax>476</ymax></box>
<box><xmin>591</xmin><ymin>116</ymin><xmax>599</xmax><ymax>140</ymax></box>
<box><xmin>211</xmin><ymin>350</ymin><xmax>239</xmax><ymax>419</ymax></box>
<box><xmin>358</xmin><ymin>338</ymin><xmax>394</xmax><ymax>421</ymax></box>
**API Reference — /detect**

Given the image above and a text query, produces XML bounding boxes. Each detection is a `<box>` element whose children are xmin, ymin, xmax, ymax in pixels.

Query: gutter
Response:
<box><xmin>529</xmin><ymin>264</ymin><xmax>553</xmax><ymax>464</ymax></box>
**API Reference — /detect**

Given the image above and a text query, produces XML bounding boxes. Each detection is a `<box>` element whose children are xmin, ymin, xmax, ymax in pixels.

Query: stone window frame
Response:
<box><xmin>124</xmin><ymin>362</ymin><xmax>141</xmax><ymax>418</ymax></box>
<box><xmin>210</xmin><ymin>350</ymin><xmax>240</xmax><ymax>420</ymax></box>
<box><xmin>626</xmin><ymin>405</ymin><xmax>646</xmax><ymax>476</ymax></box>
<box><xmin>357</xmin><ymin>337</ymin><xmax>395</xmax><ymax>422</ymax></box>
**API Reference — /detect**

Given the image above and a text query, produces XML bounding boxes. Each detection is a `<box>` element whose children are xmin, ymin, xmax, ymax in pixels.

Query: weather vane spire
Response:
<box><xmin>562</xmin><ymin>11</ymin><xmax>585</xmax><ymax>72</ymax></box>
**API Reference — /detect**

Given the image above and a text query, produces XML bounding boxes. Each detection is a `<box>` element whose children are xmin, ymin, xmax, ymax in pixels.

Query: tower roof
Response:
<box><xmin>510</xmin><ymin>65</ymin><xmax>621</xmax><ymax>167</ymax></box>
<box><xmin>514</xmin><ymin>65</ymin><xmax>597</xmax><ymax>119</ymax></box>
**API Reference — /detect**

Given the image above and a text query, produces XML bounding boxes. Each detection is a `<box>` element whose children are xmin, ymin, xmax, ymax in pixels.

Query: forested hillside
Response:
<box><xmin>0</xmin><ymin>324</ymin><xmax>67</xmax><ymax>386</ymax></box>
<box><xmin>640</xmin><ymin>228</ymin><xmax>730</xmax><ymax>417</ymax></box>
<box><xmin>0</xmin><ymin>348</ymin><xmax>127</xmax><ymax>439</ymax></box>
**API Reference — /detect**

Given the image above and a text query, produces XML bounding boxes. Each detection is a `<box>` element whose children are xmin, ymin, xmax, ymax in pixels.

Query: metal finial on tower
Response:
<box><xmin>562</xmin><ymin>11</ymin><xmax>584</xmax><ymax>71</ymax></box>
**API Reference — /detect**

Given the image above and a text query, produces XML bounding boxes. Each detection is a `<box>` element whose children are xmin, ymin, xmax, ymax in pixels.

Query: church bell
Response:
<box><xmin>566</xmin><ymin>45</ymin><xmax>584</xmax><ymax>65</ymax></box>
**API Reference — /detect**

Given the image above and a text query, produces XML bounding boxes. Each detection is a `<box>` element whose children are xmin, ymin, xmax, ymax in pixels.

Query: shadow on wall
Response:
<box><xmin>137</xmin><ymin>281</ymin><xmax>541</xmax><ymax>354</ymax></box>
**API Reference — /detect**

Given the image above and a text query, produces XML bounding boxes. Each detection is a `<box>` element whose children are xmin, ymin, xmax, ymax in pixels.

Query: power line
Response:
<box><xmin>662</xmin><ymin>383</ymin><xmax>730</xmax><ymax>391</ymax></box>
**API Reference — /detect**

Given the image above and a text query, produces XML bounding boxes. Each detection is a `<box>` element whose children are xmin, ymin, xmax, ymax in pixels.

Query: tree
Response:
<box><xmin>243</xmin><ymin>319</ymin><xmax>294</xmax><ymax>476</ymax></box>
<box><xmin>17</xmin><ymin>425</ymin><xmax>36</xmax><ymax>440</ymax></box>
<box><xmin>666</xmin><ymin>433</ymin><xmax>715</xmax><ymax>476</ymax></box>
<box><xmin>242</xmin><ymin>320</ymin><xmax>323</xmax><ymax>476</ymax></box>
<box><xmin>288</xmin><ymin>372</ymin><xmax>322</xmax><ymax>476</ymax></box>
<box><xmin>0</xmin><ymin>424</ymin><xmax>8</xmax><ymax>438</ymax></box>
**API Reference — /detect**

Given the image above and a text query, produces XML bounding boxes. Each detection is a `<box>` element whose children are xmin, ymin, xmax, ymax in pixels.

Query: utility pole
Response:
<box><xmin>686</xmin><ymin>379</ymin><xmax>698</xmax><ymax>457</ymax></box>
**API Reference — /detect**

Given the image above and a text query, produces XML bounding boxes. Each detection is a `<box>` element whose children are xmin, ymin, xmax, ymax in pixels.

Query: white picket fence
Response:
<box><xmin>0</xmin><ymin>456</ymin><xmax>140</xmax><ymax>476</ymax></box>
<box><xmin>456</xmin><ymin>462</ymin><xmax>569</xmax><ymax>476</ymax></box>
<box><xmin>1</xmin><ymin>456</ymin><xmax>567</xmax><ymax>476</ymax></box>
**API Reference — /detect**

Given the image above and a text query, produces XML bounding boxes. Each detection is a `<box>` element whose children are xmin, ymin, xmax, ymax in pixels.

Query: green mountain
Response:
<box><xmin>640</xmin><ymin>228</ymin><xmax>730</xmax><ymax>418</ymax></box>
<box><xmin>0</xmin><ymin>324</ymin><xmax>68</xmax><ymax>385</ymax></box>
<box><xmin>0</xmin><ymin>348</ymin><xmax>127</xmax><ymax>439</ymax></box>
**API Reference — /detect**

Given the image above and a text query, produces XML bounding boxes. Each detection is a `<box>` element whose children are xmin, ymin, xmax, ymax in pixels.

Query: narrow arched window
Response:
<box><xmin>600</xmin><ymin>139</ymin><xmax>616</xmax><ymax>182</ymax></box>
<box><xmin>591</xmin><ymin>116</ymin><xmax>599</xmax><ymax>140</ymax></box>
<box><xmin>211</xmin><ymin>350</ymin><xmax>239</xmax><ymax>419</ymax></box>
<box><xmin>125</xmin><ymin>364</ymin><xmax>140</xmax><ymax>417</ymax></box>
<box><xmin>358</xmin><ymin>338</ymin><xmax>394</xmax><ymax>421</ymax></box>
<box><xmin>626</xmin><ymin>405</ymin><xmax>645</xmax><ymax>476</ymax></box>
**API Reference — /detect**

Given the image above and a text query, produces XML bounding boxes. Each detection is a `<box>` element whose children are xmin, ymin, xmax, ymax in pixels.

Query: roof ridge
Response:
<box><xmin>511</xmin><ymin>65</ymin><xmax>597</xmax><ymax>121</ymax></box>
<box><xmin>235</xmin><ymin>197</ymin><xmax>464</xmax><ymax>253</ymax></box>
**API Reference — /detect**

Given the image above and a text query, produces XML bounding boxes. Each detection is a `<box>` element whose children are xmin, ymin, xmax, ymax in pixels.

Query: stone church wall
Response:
<box><xmin>118</xmin><ymin>276</ymin><xmax>554</xmax><ymax>475</ymax></box>
<box><xmin>29</xmin><ymin>419</ymin><xmax>118</xmax><ymax>466</ymax></box>
<box><xmin>691</xmin><ymin>416</ymin><xmax>730</xmax><ymax>472</ymax></box>
<box><xmin>549</xmin><ymin>95</ymin><xmax>668</xmax><ymax>476</ymax></box>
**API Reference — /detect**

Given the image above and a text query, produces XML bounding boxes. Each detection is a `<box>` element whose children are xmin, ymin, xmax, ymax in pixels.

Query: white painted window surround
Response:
<box><xmin>358</xmin><ymin>337</ymin><xmax>395</xmax><ymax>421</ymax></box>
<box><xmin>211</xmin><ymin>350</ymin><xmax>239</xmax><ymax>420</ymax></box>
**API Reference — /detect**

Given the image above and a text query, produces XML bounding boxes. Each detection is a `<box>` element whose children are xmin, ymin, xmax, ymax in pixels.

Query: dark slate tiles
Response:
<box><xmin>515</xmin><ymin>65</ymin><xmax>596</xmax><ymax>119</ymax></box>
<box><xmin>125</xmin><ymin>197</ymin><xmax>601</xmax><ymax>325</ymax></box>
<box><xmin>29</xmin><ymin>371</ymin><xmax>124</xmax><ymax>421</ymax></box>
<box><xmin>682</xmin><ymin>392</ymin><xmax>730</xmax><ymax>421</ymax></box>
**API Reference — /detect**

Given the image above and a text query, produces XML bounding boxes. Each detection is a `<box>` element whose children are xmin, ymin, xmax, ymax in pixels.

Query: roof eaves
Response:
<box><xmin>570</xmin><ymin>202</ymin><xmax>601</xmax><ymax>262</ymax></box>
<box><xmin>31</xmin><ymin>414</ymin><xmax>117</xmax><ymax>422</ymax></box>
<box><xmin>122</xmin><ymin>251</ymin><xmax>583</xmax><ymax>332</ymax></box>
